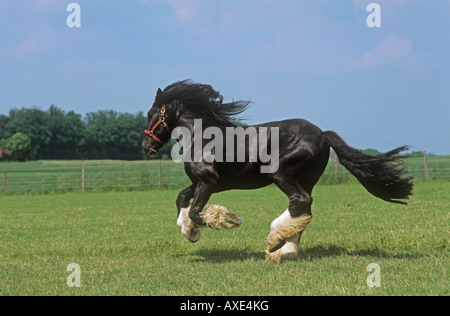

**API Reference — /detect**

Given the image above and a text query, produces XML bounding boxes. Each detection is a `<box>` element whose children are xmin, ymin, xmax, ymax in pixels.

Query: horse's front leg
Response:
<box><xmin>176</xmin><ymin>184</ymin><xmax>195</xmax><ymax>217</ymax></box>
<box><xmin>177</xmin><ymin>183</ymin><xmax>211</xmax><ymax>243</ymax></box>
<box><xmin>176</xmin><ymin>184</ymin><xmax>199</xmax><ymax>243</ymax></box>
<box><xmin>189</xmin><ymin>183</ymin><xmax>212</xmax><ymax>226</ymax></box>
<box><xmin>177</xmin><ymin>183</ymin><xmax>243</xmax><ymax>243</ymax></box>
<box><xmin>190</xmin><ymin>183</ymin><xmax>243</xmax><ymax>230</ymax></box>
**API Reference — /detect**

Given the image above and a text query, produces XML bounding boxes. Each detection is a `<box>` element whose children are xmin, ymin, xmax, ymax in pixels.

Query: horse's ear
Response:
<box><xmin>156</xmin><ymin>88</ymin><xmax>163</xmax><ymax>98</ymax></box>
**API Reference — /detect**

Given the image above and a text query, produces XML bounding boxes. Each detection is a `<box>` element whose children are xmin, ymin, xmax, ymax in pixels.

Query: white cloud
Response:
<box><xmin>168</xmin><ymin>0</ymin><xmax>197</xmax><ymax>22</ymax></box>
<box><xmin>353</xmin><ymin>33</ymin><xmax>416</xmax><ymax>70</ymax></box>
<box><xmin>17</xmin><ymin>38</ymin><xmax>39</xmax><ymax>56</ymax></box>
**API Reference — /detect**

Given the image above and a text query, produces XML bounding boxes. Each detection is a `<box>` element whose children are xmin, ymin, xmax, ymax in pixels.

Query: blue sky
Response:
<box><xmin>0</xmin><ymin>0</ymin><xmax>449</xmax><ymax>154</ymax></box>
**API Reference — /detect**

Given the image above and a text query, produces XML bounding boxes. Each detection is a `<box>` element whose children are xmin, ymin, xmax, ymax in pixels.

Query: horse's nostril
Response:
<box><xmin>142</xmin><ymin>138</ymin><xmax>151</xmax><ymax>151</ymax></box>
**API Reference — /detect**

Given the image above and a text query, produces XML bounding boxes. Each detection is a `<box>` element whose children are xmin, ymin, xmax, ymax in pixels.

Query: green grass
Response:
<box><xmin>0</xmin><ymin>181</ymin><xmax>448</xmax><ymax>296</ymax></box>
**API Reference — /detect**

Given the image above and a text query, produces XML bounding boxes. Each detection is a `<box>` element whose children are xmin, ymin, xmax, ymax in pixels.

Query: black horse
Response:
<box><xmin>142</xmin><ymin>80</ymin><xmax>413</xmax><ymax>262</ymax></box>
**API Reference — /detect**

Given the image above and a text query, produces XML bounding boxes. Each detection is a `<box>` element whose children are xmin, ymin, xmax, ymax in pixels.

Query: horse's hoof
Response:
<box><xmin>178</xmin><ymin>206</ymin><xmax>202</xmax><ymax>243</ymax></box>
<box><xmin>269</xmin><ymin>240</ymin><xmax>286</xmax><ymax>253</ymax></box>
<box><xmin>225</xmin><ymin>214</ymin><xmax>243</xmax><ymax>226</ymax></box>
<box><xmin>266</xmin><ymin>239</ymin><xmax>299</xmax><ymax>262</ymax></box>
<box><xmin>187</xmin><ymin>226</ymin><xmax>201</xmax><ymax>243</ymax></box>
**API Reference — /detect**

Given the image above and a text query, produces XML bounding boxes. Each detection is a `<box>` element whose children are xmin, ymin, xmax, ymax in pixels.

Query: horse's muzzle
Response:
<box><xmin>146</xmin><ymin>147</ymin><xmax>158</xmax><ymax>157</ymax></box>
<box><xmin>142</xmin><ymin>138</ymin><xmax>159</xmax><ymax>157</ymax></box>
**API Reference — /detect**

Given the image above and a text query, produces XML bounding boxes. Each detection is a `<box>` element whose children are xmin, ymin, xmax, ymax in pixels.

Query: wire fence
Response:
<box><xmin>1</xmin><ymin>160</ymin><xmax>190</xmax><ymax>193</ymax></box>
<box><xmin>1</xmin><ymin>153</ymin><xmax>450</xmax><ymax>194</ymax></box>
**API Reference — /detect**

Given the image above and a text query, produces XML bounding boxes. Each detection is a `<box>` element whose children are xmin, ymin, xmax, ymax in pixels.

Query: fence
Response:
<box><xmin>1</xmin><ymin>160</ymin><xmax>190</xmax><ymax>193</ymax></box>
<box><xmin>1</xmin><ymin>153</ymin><xmax>450</xmax><ymax>194</ymax></box>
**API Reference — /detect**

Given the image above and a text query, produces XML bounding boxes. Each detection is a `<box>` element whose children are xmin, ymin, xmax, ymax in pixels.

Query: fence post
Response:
<box><xmin>82</xmin><ymin>162</ymin><xmax>85</xmax><ymax>192</ymax></box>
<box><xmin>334</xmin><ymin>155</ymin><xmax>339</xmax><ymax>184</ymax></box>
<box><xmin>158</xmin><ymin>160</ymin><xmax>161</xmax><ymax>189</ymax></box>
<box><xmin>3</xmin><ymin>167</ymin><xmax>6</xmax><ymax>192</ymax></box>
<box><xmin>423</xmin><ymin>151</ymin><xmax>429</xmax><ymax>181</ymax></box>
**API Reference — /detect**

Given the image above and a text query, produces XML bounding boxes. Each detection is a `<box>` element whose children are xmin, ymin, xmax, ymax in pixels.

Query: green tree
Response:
<box><xmin>44</xmin><ymin>105</ymin><xmax>84</xmax><ymax>159</ymax></box>
<box><xmin>0</xmin><ymin>138</ymin><xmax>7</xmax><ymax>160</ymax></box>
<box><xmin>3</xmin><ymin>132</ymin><xmax>32</xmax><ymax>161</ymax></box>
<box><xmin>82</xmin><ymin>110</ymin><xmax>118</xmax><ymax>159</ymax></box>
<box><xmin>1</xmin><ymin>106</ymin><xmax>156</xmax><ymax>160</ymax></box>
<box><xmin>82</xmin><ymin>110</ymin><xmax>148</xmax><ymax>160</ymax></box>
<box><xmin>113</xmin><ymin>113</ymin><xmax>144</xmax><ymax>160</ymax></box>
<box><xmin>0</xmin><ymin>114</ymin><xmax>10</xmax><ymax>139</ymax></box>
<box><xmin>4</xmin><ymin>108</ymin><xmax>51</xmax><ymax>159</ymax></box>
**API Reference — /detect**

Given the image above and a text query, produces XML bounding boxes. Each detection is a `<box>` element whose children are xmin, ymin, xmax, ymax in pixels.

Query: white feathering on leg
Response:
<box><xmin>266</xmin><ymin>209</ymin><xmax>312</xmax><ymax>262</ymax></box>
<box><xmin>202</xmin><ymin>204</ymin><xmax>243</xmax><ymax>230</ymax></box>
<box><xmin>177</xmin><ymin>206</ymin><xmax>201</xmax><ymax>243</ymax></box>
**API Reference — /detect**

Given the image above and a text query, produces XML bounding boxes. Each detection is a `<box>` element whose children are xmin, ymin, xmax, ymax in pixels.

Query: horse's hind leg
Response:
<box><xmin>266</xmin><ymin>181</ymin><xmax>313</xmax><ymax>262</ymax></box>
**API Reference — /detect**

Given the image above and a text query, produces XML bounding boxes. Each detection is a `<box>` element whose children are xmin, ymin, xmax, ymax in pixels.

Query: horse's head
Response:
<box><xmin>142</xmin><ymin>80</ymin><xmax>250</xmax><ymax>157</ymax></box>
<box><xmin>142</xmin><ymin>88</ymin><xmax>174</xmax><ymax>157</ymax></box>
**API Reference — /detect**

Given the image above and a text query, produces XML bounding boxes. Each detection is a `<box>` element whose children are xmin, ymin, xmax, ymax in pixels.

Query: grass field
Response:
<box><xmin>0</xmin><ymin>181</ymin><xmax>448</xmax><ymax>296</ymax></box>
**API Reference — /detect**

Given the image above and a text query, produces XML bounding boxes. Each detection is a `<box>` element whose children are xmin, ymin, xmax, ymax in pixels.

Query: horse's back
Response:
<box><xmin>253</xmin><ymin>118</ymin><xmax>327</xmax><ymax>155</ymax></box>
<box><xmin>255</xmin><ymin>118</ymin><xmax>330</xmax><ymax>192</ymax></box>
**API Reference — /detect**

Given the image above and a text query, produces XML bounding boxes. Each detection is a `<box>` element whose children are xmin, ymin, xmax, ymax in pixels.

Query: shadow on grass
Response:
<box><xmin>185</xmin><ymin>244</ymin><xmax>422</xmax><ymax>263</ymax></box>
<box><xmin>174</xmin><ymin>249</ymin><xmax>266</xmax><ymax>263</ymax></box>
<box><xmin>298</xmin><ymin>245</ymin><xmax>422</xmax><ymax>261</ymax></box>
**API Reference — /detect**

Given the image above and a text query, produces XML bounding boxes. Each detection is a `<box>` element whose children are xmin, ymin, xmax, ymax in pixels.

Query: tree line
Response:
<box><xmin>0</xmin><ymin>105</ymin><xmax>169</xmax><ymax>161</ymax></box>
<box><xmin>1</xmin><ymin>105</ymin><xmax>413</xmax><ymax>162</ymax></box>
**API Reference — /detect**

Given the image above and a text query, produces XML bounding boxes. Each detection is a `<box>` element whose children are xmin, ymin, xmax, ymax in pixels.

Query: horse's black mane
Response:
<box><xmin>156</xmin><ymin>80</ymin><xmax>250</xmax><ymax>126</ymax></box>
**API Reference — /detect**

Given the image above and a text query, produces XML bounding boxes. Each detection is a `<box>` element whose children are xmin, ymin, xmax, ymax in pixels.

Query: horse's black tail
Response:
<box><xmin>322</xmin><ymin>131</ymin><xmax>413</xmax><ymax>204</ymax></box>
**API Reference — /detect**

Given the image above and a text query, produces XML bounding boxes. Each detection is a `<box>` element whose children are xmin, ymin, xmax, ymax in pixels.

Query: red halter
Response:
<box><xmin>144</xmin><ymin>105</ymin><xmax>171</xmax><ymax>145</ymax></box>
